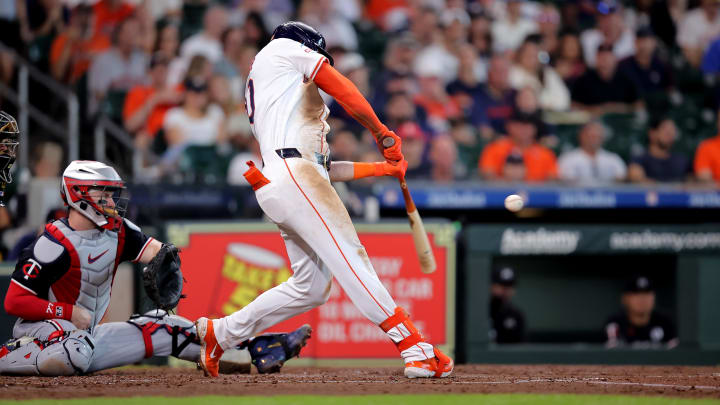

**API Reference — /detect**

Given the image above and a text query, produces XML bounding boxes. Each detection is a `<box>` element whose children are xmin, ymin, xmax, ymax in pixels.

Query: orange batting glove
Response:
<box><xmin>353</xmin><ymin>159</ymin><xmax>408</xmax><ymax>180</ymax></box>
<box><xmin>377</xmin><ymin>130</ymin><xmax>404</xmax><ymax>163</ymax></box>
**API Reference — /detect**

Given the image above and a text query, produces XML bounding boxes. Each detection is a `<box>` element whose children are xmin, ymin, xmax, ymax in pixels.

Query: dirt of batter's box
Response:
<box><xmin>1</xmin><ymin>365</ymin><xmax>719</xmax><ymax>400</ymax></box>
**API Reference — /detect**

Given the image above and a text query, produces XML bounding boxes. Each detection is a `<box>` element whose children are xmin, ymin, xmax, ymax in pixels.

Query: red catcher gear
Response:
<box><xmin>61</xmin><ymin>161</ymin><xmax>127</xmax><ymax>231</ymax></box>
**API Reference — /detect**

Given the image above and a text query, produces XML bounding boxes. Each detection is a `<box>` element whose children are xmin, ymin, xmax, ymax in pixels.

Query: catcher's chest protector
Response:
<box><xmin>50</xmin><ymin>221</ymin><xmax>119</xmax><ymax>328</ymax></box>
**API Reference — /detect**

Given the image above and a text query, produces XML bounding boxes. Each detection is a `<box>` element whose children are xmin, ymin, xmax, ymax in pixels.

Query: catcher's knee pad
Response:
<box><xmin>0</xmin><ymin>331</ymin><xmax>95</xmax><ymax>376</ymax></box>
<box><xmin>127</xmin><ymin>309</ymin><xmax>198</xmax><ymax>359</ymax></box>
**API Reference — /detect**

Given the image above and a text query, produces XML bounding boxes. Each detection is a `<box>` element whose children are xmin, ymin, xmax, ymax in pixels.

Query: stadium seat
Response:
<box><xmin>179</xmin><ymin>145</ymin><xmax>233</xmax><ymax>184</ymax></box>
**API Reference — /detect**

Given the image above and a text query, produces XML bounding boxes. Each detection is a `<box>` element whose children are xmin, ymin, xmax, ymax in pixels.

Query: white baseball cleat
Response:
<box><xmin>404</xmin><ymin>347</ymin><xmax>454</xmax><ymax>378</ymax></box>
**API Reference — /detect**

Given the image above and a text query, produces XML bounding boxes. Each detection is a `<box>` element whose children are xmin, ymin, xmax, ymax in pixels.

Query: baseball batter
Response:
<box><xmin>196</xmin><ymin>22</ymin><xmax>453</xmax><ymax>379</ymax></box>
<box><xmin>1</xmin><ymin>158</ymin><xmax>310</xmax><ymax>375</ymax></box>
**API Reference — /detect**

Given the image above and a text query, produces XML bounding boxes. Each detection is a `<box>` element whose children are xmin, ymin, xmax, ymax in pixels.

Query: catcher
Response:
<box><xmin>1</xmin><ymin>155</ymin><xmax>310</xmax><ymax>375</ymax></box>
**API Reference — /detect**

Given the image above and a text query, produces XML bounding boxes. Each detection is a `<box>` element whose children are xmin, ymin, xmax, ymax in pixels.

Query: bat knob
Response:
<box><xmin>382</xmin><ymin>136</ymin><xmax>395</xmax><ymax>148</ymax></box>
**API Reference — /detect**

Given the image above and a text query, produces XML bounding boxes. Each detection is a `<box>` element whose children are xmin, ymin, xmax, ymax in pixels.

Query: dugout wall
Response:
<box><xmin>461</xmin><ymin>224</ymin><xmax>720</xmax><ymax>365</ymax></box>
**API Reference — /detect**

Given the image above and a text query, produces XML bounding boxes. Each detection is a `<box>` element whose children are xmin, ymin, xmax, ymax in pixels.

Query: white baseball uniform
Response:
<box><xmin>212</xmin><ymin>38</ymin><xmax>434</xmax><ymax>362</ymax></box>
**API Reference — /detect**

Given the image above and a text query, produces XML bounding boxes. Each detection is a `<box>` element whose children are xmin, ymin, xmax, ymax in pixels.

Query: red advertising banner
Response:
<box><xmin>169</xmin><ymin>222</ymin><xmax>455</xmax><ymax>359</ymax></box>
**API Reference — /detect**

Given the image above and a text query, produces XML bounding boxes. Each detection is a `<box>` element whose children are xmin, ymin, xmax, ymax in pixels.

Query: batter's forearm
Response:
<box><xmin>314</xmin><ymin>63</ymin><xmax>388</xmax><ymax>140</ymax></box>
<box><xmin>329</xmin><ymin>161</ymin><xmax>355</xmax><ymax>182</ymax></box>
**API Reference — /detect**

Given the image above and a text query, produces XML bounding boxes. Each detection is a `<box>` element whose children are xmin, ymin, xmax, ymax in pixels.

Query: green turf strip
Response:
<box><xmin>2</xmin><ymin>395</ymin><xmax>719</xmax><ymax>405</ymax></box>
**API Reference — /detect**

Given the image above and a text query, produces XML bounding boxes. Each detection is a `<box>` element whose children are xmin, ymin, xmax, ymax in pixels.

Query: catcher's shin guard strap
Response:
<box><xmin>128</xmin><ymin>322</ymin><xmax>163</xmax><ymax>358</ymax></box>
<box><xmin>170</xmin><ymin>325</ymin><xmax>196</xmax><ymax>358</ymax></box>
<box><xmin>379</xmin><ymin>307</ymin><xmax>425</xmax><ymax>352</ymax></box>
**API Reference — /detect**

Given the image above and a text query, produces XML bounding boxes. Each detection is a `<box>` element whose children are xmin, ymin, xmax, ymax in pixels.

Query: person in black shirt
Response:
<box><xmin>628</xmin><ymin>116</ymin><xmax>690</xmax><ymax>183</ymax></box>
<box><xmin>571</xmin><ymin>44</ymin><xmax>640</xmax><ymax>115</ymax></box>
<box><xmin>605</xmin><ymin>275</ymin><xmax>678</xmax><ymax>348</ymax></box>
<box><xmin>616</xmin><ymin>27</ymin><xmax>673</xmax><ymax>97</ymax></box>
<box><xmin>489</xmin><ymin>267</ymin><xmax>526</xmax><ymax>344</ymax></box>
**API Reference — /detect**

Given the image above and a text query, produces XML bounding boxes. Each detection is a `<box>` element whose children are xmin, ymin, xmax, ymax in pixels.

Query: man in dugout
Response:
<box><xmin>605</xmin><ymin>275</ymin><xmax>678</xmax><ymax>348</ymax></box>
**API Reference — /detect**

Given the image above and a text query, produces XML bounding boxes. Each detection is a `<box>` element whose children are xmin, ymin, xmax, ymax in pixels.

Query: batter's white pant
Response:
<box><xmin>213</xmin><ymin>153</ymin><xmax>434</xmax><ymax>362</ymax></box>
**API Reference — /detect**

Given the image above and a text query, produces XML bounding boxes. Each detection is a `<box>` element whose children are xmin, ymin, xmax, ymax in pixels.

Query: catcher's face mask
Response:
<box><xmin>0</xmin><ymin>111</ymin><xmax>19</xmax><ymax>185</ymax></box>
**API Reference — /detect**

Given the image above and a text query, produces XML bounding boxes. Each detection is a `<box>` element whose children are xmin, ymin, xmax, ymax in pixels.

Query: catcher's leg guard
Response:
<box><xmin>87</xmin><ymin>309</ymin><xmax>200</xmax><ymax>372</ymax></box>
<box><xmin>242</xmin><ymin>324</ymin><xmax>312</xmax><ymax>374</ymax></box>
<box><xmin>379</xmin><ymin>307</ymin><xmax>453</xmax><ymax>378</ymax></box>
<box><xmin>0</xmin><ymin>330</ymin><xmax>95</xmax><ymax>376</ymax></box>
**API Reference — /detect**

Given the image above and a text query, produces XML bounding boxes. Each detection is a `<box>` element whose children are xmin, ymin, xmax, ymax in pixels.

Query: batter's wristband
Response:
<box><xmin>353</xmin><ymin>162</ymin><xmax>385</xmax><ymax>179</ymax></box>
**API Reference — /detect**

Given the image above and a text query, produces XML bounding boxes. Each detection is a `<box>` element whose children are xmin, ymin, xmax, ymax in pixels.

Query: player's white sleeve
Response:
<box><xmin>277</xmin><ymin>39</ymin><xmax>328</xmax><ymax>81</ymax></box>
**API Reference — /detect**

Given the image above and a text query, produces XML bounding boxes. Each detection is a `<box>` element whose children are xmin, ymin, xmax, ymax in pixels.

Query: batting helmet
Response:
<box><xmin>61</xmin><ymin>160</ymin><xmax>128</xmax><ymax>232</ymax></box>
<box><xmin>272</xmin><ymin>21</ymin><xmax>334</xmax><ymax>66</ymax></box>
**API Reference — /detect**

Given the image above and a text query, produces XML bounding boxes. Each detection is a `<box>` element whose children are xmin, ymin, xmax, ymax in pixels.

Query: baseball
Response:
<box><xmin>505</xmin><ymin>194</ymin><xmax>524</xmax><ymax>212</ymax></box>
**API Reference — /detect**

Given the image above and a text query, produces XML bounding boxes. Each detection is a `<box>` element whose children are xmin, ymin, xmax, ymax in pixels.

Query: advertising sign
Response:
<box><xmin>167</xmin><ymin>222</ymin><xmax>455</xmax><ymax>359</ymax></box>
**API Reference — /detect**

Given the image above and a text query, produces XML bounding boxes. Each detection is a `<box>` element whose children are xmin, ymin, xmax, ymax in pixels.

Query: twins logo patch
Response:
<box><xmin>22</xmin><ymin>259</ymin><xmax>42</xmax><ymax>280</ymax></box>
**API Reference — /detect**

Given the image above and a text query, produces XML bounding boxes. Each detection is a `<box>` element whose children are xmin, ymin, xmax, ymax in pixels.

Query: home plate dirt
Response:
<box><xmin>1</xmin><ymin>365</ymin><xmax>719</xmax><ymax>400</ymax></box>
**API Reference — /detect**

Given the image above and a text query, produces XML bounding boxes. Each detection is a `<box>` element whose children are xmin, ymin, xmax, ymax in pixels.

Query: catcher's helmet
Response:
<box><xmin>61</xmin><ymin>160</ymin><xmax>128</xmax><ymax>232</ymax></box>
<box><xmin>272</xmin><ymin>21</ymin><xmax>334</xmax><ymax>66</ymax></box>
<box><xmin>0</xmin><ymin>111</ymin><xmax>19</xmax><ymax>185</ymax></box>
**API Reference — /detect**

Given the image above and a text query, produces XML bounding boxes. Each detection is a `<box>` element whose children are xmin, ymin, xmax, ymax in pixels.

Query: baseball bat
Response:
<box><xmin>382</xmin><ymin>136</ymin><xmax>437</xmax><ymax>274</ymax></box>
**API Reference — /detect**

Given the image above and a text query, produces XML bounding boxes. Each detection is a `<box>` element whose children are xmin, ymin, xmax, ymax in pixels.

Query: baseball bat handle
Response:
<box><xmin>381</xmin><ymin>136</ymin><xmax>395</xmax><ymax>148</ymax></box>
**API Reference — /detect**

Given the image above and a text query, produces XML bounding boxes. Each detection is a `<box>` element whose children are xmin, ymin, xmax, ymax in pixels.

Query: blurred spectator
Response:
<box><xmin>180</xmin><ymin>5</ymin><xmax>227</xmax><ymax>64</ymax></box>
<box><xmin>7</xmin><ymin>207</ymin><xmax>65</xmax><ymax>261</ymax></box>
<box><xmin>629</xmin><ymin>117</ymin><xmax>688</xmax><ymax>183</ymax></box>
<box><xmin>122</xmin><ymin>53</ymin><xmax>182</xmax><ymax>149</ymax></box>
<box><xmin>447</xmin><ymin>44</ymin><xmax>486</xmax><ymax>117</ymax></box>
<box><xmin>514</xmin><ymin>86</ymin><xmax>552</xmax><ymax>139</ymax></box>
<box><xmin>154</xmin><ymin>22</ymin><xmax>185</xmax><ymax>89</ymax></box>
<box><xmin>50</xmin><ymin>4</ymin><xmax>110</xmax><ymax>84</ymax></box>
<box><xmin>92</xmin><ymin>0</ymin><xmax>134</xmax><ymax>40</ymax></box>
<box><xmin>227</xmin><ymin>137</ymin><xmax>262</xmax><ymax>186</ymax></box>
<box><xmin>241</xmin><ymin>11</ymin><xmax>272</xmax><ymax>49</ymax></box>
<box><xmin>87</xmin><ymin>17</ymin><xmax>147</xmax><ymax>115</ymax></box>
<box><xmin>396</xmin><ymin>122</ymin><xmax>430</xmax><ymax>179</ymax></box>
<box><xmin>143</xmin><ymin>0</ymin><xmax>181</xmax><ymax>22</ymax></box>
<box><xmin>179</xmin><ymin>54</ymin><xmax>213</xmax><ymax>86</ymax></box>
<box><xmin>581</xmin><ymin>1</ymin><xmax>636</xmax><ymax>68</ymax></box>
<box><xmin>413</xmin><ymin>9</ymin><xmax>463</xmax><ymax>85</ymax></box>
<box><xmin>677</xmin><ymin>0</ymin><xmax>720</xmax><ymax>68</ymax></box>
<box><xmin>694</xmin><ymin>109</ymin><xmax>720</xmax><ymax>183</ymax></box>
<box><xmin>509</xmin><ymin>37</ymin><xmax>570</xmax><ymax>111</ymax></box>
<box><xmin>470</xmin><ymin>54</ymin><xmax>515</xmax><ymax>138</ymax></box>
<box><xmin>537</xmin><ymin>4</ymin><xmax>561</xmax><ymax>57</ymax></box>
<box><xmin>701</xmin><ymin>35</ymin><xmax>720</xmax><ymax>74</ymax></box>
<box><xmin>617</xmin><ymin>27</ymin><xmax>673</xmax><ymax>97</ymax></box>
<box><xmin>0</xmin><ymin>2</ymin><xmax>21</xmax><ymax>86</ymax></box>
<box><xmin>571</xmin><ymin>44</ymin><xmax>641</xmax><ymax>115</ymax></box>
<box><xmin>625</xmin><ymin>0</ymin><xmax>679</xmax><ymax>50</ymax></box>
<box><xmin>414</xmin><ymin>63</ymin><xmax>462</xmax><ymax>133</ymax></box>
<box><xmin>409</xmin><ymin>6</ymin><xmax>440</xmax><ymax>48</ymax></box>
<box><xmin>479</xmin><ymin>110</ymin><xmax>558</xmax><ymax>182</ymax></box>
<box><xmin>428</xmin><ymin>135</ymin><xmax>461</xmax><ymax>182</ymax></box>
<box><xmin>327</xmin><ymin>129</ymin><xmax>361</xmax><ymax>162</ymax></box>
<box><xmin>17</xmin><ymin>0</ymin><xmax>69</xmax><ymax>70</ymax></box>
<box><xmin>163</xmin><ymin>77</ymin><xmax>225</xmax><ymax>148</ymax></box>
<box><xmin>371</xmin><ymin>34</ymin><xmax>419</xmax><ymax>113</ymax></box>
<box><xmin>491</xmin><ymin>0</ymin><xmax>538</xmax><ymax>53</ymax></box>
<box><xmin>208</xmin><ymin>74</ymin><xmax>251</xmax><ymax>146</ymax></box>
<box><xmin>489</xmin><ymin>267</ymin><xmax>526</xmax><ymax>344</ymax></box>
<box><xmin>228</xmin><ymin>0</ymin><xmax>291</xmax><ymax>32</ymax></box>
<box><xmin>605</xmin><ymin>275</ymin><xmax>678</xmax><ymax>348</ymax></box>
<box><xmin>383</xmin><ymin>92</ymin><xmax>428</xmax><ymax>135</ymax></box>
<box><xmin>468</xmin><ymin>12</ymin><xmax>493</xmax><ymax>57</ymax></box>
<box><xmin>554</xmin><ymin>30</ymin><xmax>586</xmax><ymax>87</ymax></box>
<box><xmin>558</xmin><ymin>121</ymin><xmax>627</xmax><ymax>185</ymax></box>
<box><xmin>299</xmin><ymin>0</ymin><xmax>358</xmax><ymax>51</ymax></box>
<box><xmin>215</xmin><ymin>26</ymin><xmax>248</xmax><ymax>102</ymax></box>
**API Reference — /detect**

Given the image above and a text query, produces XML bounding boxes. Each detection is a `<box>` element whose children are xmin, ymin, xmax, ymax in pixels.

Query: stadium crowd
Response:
<box><xmin>0</xmin><ymin>0</ymin><xmax>719</xmax><ymax>187</ymax></box>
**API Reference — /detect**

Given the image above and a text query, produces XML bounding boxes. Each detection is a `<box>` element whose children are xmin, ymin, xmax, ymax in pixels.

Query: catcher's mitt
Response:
<box><xmin>142</xmin><ymin>243</ymin><xmax>184</xmax><ymax>311</ymax></box>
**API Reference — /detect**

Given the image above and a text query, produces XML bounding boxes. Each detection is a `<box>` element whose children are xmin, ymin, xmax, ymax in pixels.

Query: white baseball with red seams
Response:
<box><xmin>210</xmin><ymin>38</ymin><xmax>435</xmax><ymax>363</ymax></box>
